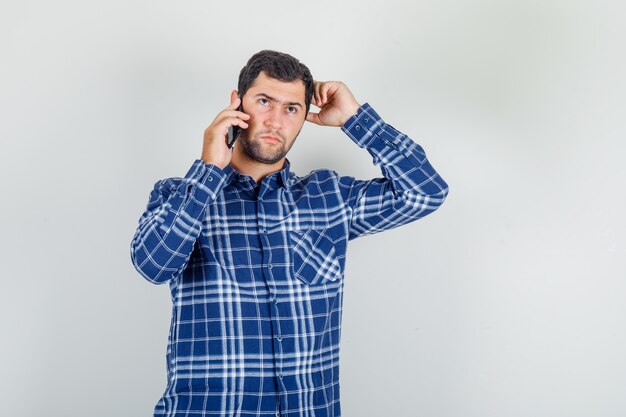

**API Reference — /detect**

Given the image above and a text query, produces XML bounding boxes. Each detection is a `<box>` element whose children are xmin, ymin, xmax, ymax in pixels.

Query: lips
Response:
<box><xmin>261</xmin><ymin>134</ymin><xmax>281</xmax><ymax>143</ymax></box>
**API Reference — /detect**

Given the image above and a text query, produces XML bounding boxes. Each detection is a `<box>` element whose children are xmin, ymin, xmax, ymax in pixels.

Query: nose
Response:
<box><xmin>264</xmin><ymin>106</ymin><xmax>283</xmax><ymax>130</ymax></box>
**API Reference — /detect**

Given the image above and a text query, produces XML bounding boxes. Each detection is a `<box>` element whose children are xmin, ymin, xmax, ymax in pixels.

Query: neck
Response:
<box><xmin>229</xmin><ymin>144</ymin><xmax>285</xmax><ymax>185</ymax></box>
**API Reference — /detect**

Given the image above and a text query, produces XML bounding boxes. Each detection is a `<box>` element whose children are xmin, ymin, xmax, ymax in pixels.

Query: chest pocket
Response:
<box><xmin>289</xmin><ymin>229</ymin><xmax>342</xmax><ymax>285</ymax></box>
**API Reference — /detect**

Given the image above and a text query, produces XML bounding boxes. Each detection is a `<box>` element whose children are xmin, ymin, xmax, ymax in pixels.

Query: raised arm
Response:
<box><xmin>130</xmin><ymin>94</ymin><xmax>248</xmax><ymax>284</ymax></box>
<box><xmin>338</xmin><ymin>103</ymin><xmax>449</xmax><ymax>240</ymax></box>
<box><xmin>306</xmin><ymin>80</ymin><xmax>448</xmax><ymax>240</ymax></box>
<box><xmin>129</xmin><ymin>162</ymin><xmax>228</xmax><ymax>284</ymax></box>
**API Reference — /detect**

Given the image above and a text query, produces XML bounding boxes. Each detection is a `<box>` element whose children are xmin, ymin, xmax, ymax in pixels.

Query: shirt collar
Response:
<box><xmin>222</xmin><ymin>158</ymin><xmax>292</xmax><ymax>190</ymax></box>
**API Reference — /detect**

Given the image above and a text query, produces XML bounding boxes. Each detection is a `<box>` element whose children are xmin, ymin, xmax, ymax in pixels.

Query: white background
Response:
<box><xmin>1</xmin><ymin>0</ymin><xmax>625</xmax><ymax>416</ymax></box>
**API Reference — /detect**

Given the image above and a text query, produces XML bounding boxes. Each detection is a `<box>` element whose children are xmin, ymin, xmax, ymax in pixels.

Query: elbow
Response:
<box><xmin>431</xmin><ymin>182</ymin><xmax>449</xmax><ymax>210</ymax></box>
<box><xmin>129</xmin><ymin>239</ymin><xmax>173</xmax><ymax>285</ymax></box>
<box><xmin>422</xmin><ymin>175</ymin><xmax>449</xmax><ymax>211</ymax></box>
<box><xmin>402</xmin><ymin>181</ymin><xmax>449</xmax><ymax>220</ymax></box>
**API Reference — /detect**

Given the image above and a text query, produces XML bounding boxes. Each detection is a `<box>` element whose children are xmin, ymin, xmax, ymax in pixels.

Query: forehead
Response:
<box><xmin>246</xmin><ymin>71</ymin><xmax>305</xmax><ymax>104</ymax></box>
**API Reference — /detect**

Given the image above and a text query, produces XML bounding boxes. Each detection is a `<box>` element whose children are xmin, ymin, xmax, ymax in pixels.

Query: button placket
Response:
<box><xmin>257</xmin><ymin>187</ymin><xmax>286</xmax><ymax>397</ymax></box>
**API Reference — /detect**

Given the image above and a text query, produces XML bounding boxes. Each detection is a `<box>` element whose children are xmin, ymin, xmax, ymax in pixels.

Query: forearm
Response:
<box><xmin>340</xmin><ymin>103</ymin><xmax>449</xmax><ymax>239</ymax></box>
<box><xmin>343</xmin><ymin>103</ymin><xmax>448</xmax><ymax>196</ymax></box>
<box><xmin>130</xmin><ymin>160</ymin><xmax>227</xmax><ymax>284</ymax></box>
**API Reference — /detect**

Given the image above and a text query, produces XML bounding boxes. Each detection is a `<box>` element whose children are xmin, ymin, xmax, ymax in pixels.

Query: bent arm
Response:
<box><xmin>130</xmin><ymin>160</ymin><xmax>227</xmax><ymax>284</ymax></box>
<box><xmin>338</xmin><ymin>103</ymin><xmax>449</xmax><ymax>240</ymax></box>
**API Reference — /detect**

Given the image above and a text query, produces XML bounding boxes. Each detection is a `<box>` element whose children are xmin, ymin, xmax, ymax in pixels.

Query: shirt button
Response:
<box><xmin>272</xmin><ymin>298</ymin><xmax>278</xmax><ymax>304</ymax></box>
<box><xmin>276</xmin><ymin>335</ymin><xmax>282</xmax><ymax>341</ymax></box>
<box><xmin>207</xmin><ymin>176</ymin><xmax>213</xmax><ymax>181</ymax></box>
<box><xmin>355</xmin><ymin>125</ymin><xmax>361</xmax><ymax>131</ymax></box>
<box><xmin>279</xmin><ymin>373</ymin><xmax>283</xmax><ymax>379</ymax></box>
<box><xmin>276</xmin><ymin>412</ymin><xmax>280</xmax><ymax>417</ymax></box>
<box><xmin>364</xmin><ymin>117</ymin><xmax>370</xmax><ymax>123</ymax></box>
<box><xmin>268</xmin><ymin>264</ymin><xmax>273</xmax><ymax>270</ymax></box>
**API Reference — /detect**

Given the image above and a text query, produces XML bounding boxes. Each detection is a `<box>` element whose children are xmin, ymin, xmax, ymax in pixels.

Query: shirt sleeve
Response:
<box><xmin>130</xmin><ymin>160</ymin><xmax>228</xmax><ymax>284</ymax></box>
<box><xmin>338</xmin><ymin>103</ymin><xmax>449</xmax><ymax>241</ymax></box>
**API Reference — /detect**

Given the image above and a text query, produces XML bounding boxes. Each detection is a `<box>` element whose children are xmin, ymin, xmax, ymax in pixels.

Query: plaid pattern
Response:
<box><xmin>130</xmin><ymin>103</ymin><xmax>449</xmax><ymax>417</ymax></box>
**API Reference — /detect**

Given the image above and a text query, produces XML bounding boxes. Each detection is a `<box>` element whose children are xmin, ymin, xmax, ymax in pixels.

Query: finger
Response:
<box><xmin>314</xmin><ymin>81</ymin><xmax>323</xmax><ymax>106</ymax></box>
<box><xmin>319</xmin><ymin>83</ymin><xmax>328</xmax><ymax>104</ymax></box>
<box><xmin>219</xmin><ymin>109</ymin><xmax>250</xmax><ymax>120</ymax></box>
<box><xmin>320</xmin><ymin>81</ymin><xmax>338</xmax><ymax>104</ymax></box>
<box><xmin>219</xmin><ymin>117</ymin><xmax>249</xmax><ymax>133</ymax></box>
<box><xmin>230</xmin><ymin>118</ymin><xmax>249</xmax><ymax>129</ymax></box>
<box><xmin>313</xmin><ymin>79</ymin><xmax>320</xmax><ymax>97</ymax></box>
<box><xmin>306</xmin><ymin>111</ymin><xmax>322</xmax><ymax>125</ymax></box>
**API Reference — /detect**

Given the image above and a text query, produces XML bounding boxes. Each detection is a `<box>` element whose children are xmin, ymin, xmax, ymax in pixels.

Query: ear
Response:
<box><xmin>230</xmin><ymin>89</ymin><xmax>239</xmax><ymax>104</ymax></box>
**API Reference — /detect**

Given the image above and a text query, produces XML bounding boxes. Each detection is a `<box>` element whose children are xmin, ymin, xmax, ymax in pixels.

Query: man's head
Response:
<box><xmin>233</xmin><ymin>50</ymin><xmax>314</xmax><ymax>165</ymax></box>
<box><xmin>238</xmin><ymin>50</ymin><xmax>314</xmax><ymax>115</ymax></box>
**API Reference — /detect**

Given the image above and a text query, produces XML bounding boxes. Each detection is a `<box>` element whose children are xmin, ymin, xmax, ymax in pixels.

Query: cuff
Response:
<box><xmin>341</xmin><ymin>103</ymin><xmax>383</xmax><ymax>148</ymax></box>
<box><xmin>178</xmin><ymin>159</ymin><xmax>228</xmax><ymax>203</ymax></box>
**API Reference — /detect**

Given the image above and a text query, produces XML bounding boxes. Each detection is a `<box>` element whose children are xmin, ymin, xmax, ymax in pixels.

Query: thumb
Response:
<box><xmin>306</xmin><ymin>111</ymin><xmax>322</xmax><ymax>126</ymax></box>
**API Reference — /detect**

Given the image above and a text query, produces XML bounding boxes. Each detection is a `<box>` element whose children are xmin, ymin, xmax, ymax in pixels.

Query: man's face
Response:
<box><xmin>237</xmin><ymin>71</ymin><xmax>307</xmax><ymax>165</ymax></box>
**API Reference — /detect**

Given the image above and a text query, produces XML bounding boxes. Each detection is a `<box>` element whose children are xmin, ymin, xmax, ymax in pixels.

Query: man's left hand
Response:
<box><xmin>306</xmin><ymin>80</ymin><xmax>361</xmax><ymax>127</ymax></box>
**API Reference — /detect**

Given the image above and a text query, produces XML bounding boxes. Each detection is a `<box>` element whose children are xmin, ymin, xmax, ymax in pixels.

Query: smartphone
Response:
<box><xmin>227</xmin><ymin>100</ymin><xmax>244</xmax><ymax>148</ymax></box>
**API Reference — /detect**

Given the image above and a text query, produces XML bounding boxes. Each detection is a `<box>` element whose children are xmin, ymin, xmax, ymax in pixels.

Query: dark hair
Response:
<box><xmin>238</xmin><ymin>50</ymin><xmax>314</xmax><ymax>114</ymax></box>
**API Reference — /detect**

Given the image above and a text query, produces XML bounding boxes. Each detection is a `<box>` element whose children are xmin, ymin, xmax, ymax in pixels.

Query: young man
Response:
<box><xmin>130</xmin><ymin>50</ymin><xmax>449</xmax><ymax>417</ymax></box>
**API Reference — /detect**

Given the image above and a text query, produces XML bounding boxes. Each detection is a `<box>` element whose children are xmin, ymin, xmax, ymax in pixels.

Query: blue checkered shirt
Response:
<box><xmin>130</xmin><ymin>103</ymin><xmax>449</xmax><ymax>417</ymax></box>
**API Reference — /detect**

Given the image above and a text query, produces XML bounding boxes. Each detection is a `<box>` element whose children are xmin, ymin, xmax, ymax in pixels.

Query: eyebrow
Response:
<box><xmin>254</xmin><ymin>93</ymin><xmax>303</xmax><ymax>108</ymax></box>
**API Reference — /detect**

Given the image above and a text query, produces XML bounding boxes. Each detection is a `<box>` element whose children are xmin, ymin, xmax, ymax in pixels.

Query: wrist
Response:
<box><xmin>201</xmin><ymin>155</ymin><xmax>225</xmax><ymax>170</ymax></box>
<box><xmin>340</xmin><ymin>102</ymin><xmax>361</xmax><ymax>126</ymax></box>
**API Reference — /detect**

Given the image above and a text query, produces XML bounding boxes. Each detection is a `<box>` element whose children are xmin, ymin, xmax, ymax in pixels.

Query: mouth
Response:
<box><xmin>260</xmin><ymin>134</ymin><xmax>281</xmax><ymax>143</ymax></box>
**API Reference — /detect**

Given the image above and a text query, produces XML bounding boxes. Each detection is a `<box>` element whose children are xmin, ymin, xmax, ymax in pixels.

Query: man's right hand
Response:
<box><xmin>201</xmin><ymin>91</ymin><xmax>250</xmax><ymax>169</ymax></box>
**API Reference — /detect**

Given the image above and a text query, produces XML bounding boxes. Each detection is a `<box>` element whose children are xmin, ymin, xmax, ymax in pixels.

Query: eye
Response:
<box><xmin>259</xmin><ymin>98</ymin><xmax>269</xmax><ymax>105</ymax></box>
<box><xmin>286</xmin><ymin>107</ymin><xmax>297</xmax><ymax>114</ymax></box>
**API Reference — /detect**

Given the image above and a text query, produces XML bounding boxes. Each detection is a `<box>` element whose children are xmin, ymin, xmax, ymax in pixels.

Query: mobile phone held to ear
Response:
<box><xmin>227</xmin><ymin>101</ymin><xmax>244</xmax><ymax>148</ymax></box>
